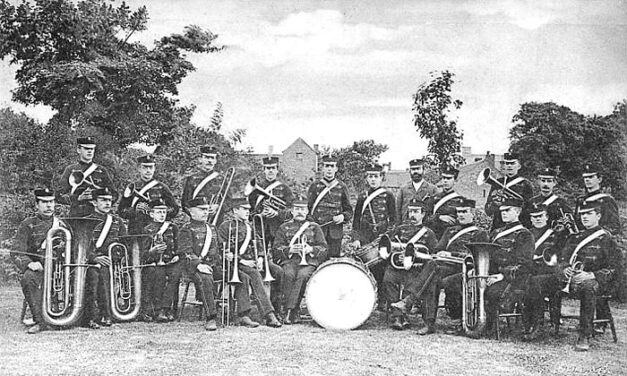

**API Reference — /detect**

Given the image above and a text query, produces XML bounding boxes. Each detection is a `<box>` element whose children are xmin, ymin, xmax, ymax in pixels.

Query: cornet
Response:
<box><xmin>297</xmin><ymin>235</ymin><xmax>310</xmax><ymax>266</ymax></box>
<box><xmin>244</xmin><ymin>178</ymin><xmax>287</xmax><ymax>212</ymax></box>
<box><xmin>552</xmin><ymin>209</ymin><xmax>580</xmax><ymax>235</ymax></box>
<box><xmin>561</xmin><ymin>261</ymin><xmax>584</xmax><ymax>294</ymax></box>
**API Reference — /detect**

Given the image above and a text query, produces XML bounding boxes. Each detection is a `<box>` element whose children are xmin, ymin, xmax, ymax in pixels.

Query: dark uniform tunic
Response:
<box><xmin>181</xmin><ymin>170</ymin><xmax>231</xmax><ymax>224</ymax></box>
<box><xmin>574</xmin><ymin>190</ymin><xmax>621</xmax><ymax>235</ymax></box>
<box><xmin>13</xmin><ymin>215</ymin><xmax>67</xmax><ymax>325</ymax></box>
<box><xmin>56</xmin><ymin>161</ymin><xmax>117</xmax><ymax>217</ymax></box>
<box><xmin>352</xmin><ymin>187</ymin><xmax>395</xmax><ymax>244</ymax></box>
<box><xmin>273</xmin><ymin>220</ymin><xmax>328</xmax><ymax>310</ymax></box>
<box><xmin>484</xmin><ymin>174</ymin><xmax>533</xmax><ymax>230</ymax></box>
<box><xmin>118</xmin><ymin>179</ymin><xmax>179</xmax><ymax>235</ymax></box>
<box><xmin>178</xmin><ymin>220</ymin><xmax>219</xmax><ymax>319</ymax></box>
<box><xmin>307</xmin><ymin>178</ymin><xmax>353</xmax><ymax>257</ymax></box>
<box><xmin>395</xmin><ymin>180</ymin><xmax>439</xmax><ymax>225</ymax></box>
<box><xmin>218</xmin><ymin>218</ymin><xmax>278</xmax><ymax>316</ymax></box>
<box><xmin>485</xmin><ymin>221</ymin><xmax>534</xmax><ymax>327</ymax></box>
<box><xmin>248</xmin><ymin>177</ymin><xmax>294</xmax><ymax>244</ymax></box>
<box><xmin>424</xmin><ymin>190</ymin><xmax>465</xmax><ymax>239</ymax></box>
<box><xmin>435</xmin><ymin>224</ymin><xmax>489</xmax><ymax>319</ymax></box>
<box><xmin>141</xmin><ymin>221</ymin><xmax>180</xmax><ymax>315</ymax></box>
<box><xmin>521</xmin><ymin>193</ymin><xmax>572</xmax><ymax>230</ymax></box>
<box><xmin>558</xmin><ymin>226</ymin><xmax>620</xmax><ymax>337</ymax></box>
<box><xmin>85</xmin><ymin>212</ymin><xmax>127</xmax><ymax>322</ymax></box>
<box><xmin>382</xmin><ymin>221</ymin><xmax>438</xmax><ymax>323</ymax></box>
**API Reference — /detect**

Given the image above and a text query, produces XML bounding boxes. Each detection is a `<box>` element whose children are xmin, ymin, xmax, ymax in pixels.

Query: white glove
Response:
<box><xmin>379</xmin><ymin>247</ymin><xmax>390</xmax><ymax>260</ymax></box>
<box><xmin>27</xmin><ymin>262</ymin><xmax>43</xmax><ymax>272</ymax></box>
<box><xmin>196</xmin><ymin>264</ymin><xmax>212</xmax><ymax>274</ymax></box>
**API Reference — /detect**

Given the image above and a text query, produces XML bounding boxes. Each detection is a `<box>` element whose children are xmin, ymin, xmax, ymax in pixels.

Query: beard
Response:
<box><xmin>411</xmin><ymin>173</ymin><xmax>423</xmax><ymax>182</ymax></box>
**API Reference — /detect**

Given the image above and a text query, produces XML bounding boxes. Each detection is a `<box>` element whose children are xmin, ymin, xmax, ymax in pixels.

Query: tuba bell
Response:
<box><xmin>42</xmin><ymin>217</ymin><xmax>100</xmax><ymax>327</ymax></box>
<box><xmin>107</xmin><ymin>235</ymin><xmax>144</xmax><ymax>322</ymax></box>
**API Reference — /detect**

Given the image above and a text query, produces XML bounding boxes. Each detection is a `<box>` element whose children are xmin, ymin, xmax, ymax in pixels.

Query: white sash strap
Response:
<box><xmin>534</xmin><ymin>228</ymin><xmax>554</xmax><ymax>249</ymax></box>
<box><xmin>569</xmin><ymin>229</ymin><xmax>606</xmax><ymax>265</ymax></box>
<box><xmin>157</xmin><ymin>221</ymin><xmax>171</xmax><ymax>236</ymax></box>
<box><xmin>192</xmin><ymin>171</ymin><xmax>220</xmax><ymax>199</ymax></box>
<box><xmin>585</xmin><ymin>193</ymin><xmax>611</xmax><ymax>203</ymax></box>
<box><xmin>361</xmin><ymin>188</ymin><xmax>387</xmax><ymax>215</ymax></box>
<box><xmin>408</xmin><ymin>227</ymin><xmax>429</xmax><ymax>245</ymax></box>
<box><xmin>311</xmin><ymin>180</ymin><xmax>339</xmax><ymax>215</ymax></box>
<box><xmin>200</xmin><ymin>224</ymin><xmax>213</xmax><ymax>258</ymax></box>
<box><xmin>95</xmin><ymin>215</ymin><xmax>113</xmax><ymax>249</ymax></box>
<box><xmin>131</xmin><ymin>179</ymin><xmax>160</xmax><ymax>207</ymax></box>
<box><xmin>505</xmin><ymin>176</ymin><xmax>525</xmax><ymax>188</ymax></box>
<box><xmin>70</xmin><ymin>163</ymin><xmax>99</xmax><ymax>194</ymax></box>
<box><xmin>433</xmin><ymin>192</ymin><xmax>460</xmax><ymax>214</ymax></box>
<box><xmin>238</xmin><ymin>223</ymin><xmax>253</xmax><ymax>255</ymax></box>
<box><xmin>289</xmin><ymin>221</ymin><xmax>311</xmax><ymax>247</ymax></box>
<box><xmin>493</xmin><ymin>224</ymin><xmax>526</xmax><ymax>242</ymax></box>
<box><xmin>542</xmin><ymin>194</ymin><xmax>559</xmax><ymax>207</ymax></box>
<box><xmin>447</xmin><ymin>226</ymin><xmax>479</xmax><ymax>249</ymax></box>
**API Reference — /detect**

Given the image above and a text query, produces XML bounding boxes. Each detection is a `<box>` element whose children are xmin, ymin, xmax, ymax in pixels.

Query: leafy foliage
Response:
<box><xmin>412</xmin><ymin>70</ymin><xmax>464</xmax><ymax>170</ymax></box>
<box><xmin>324</xmin><ymin>140</ymin><xmax>389</xmax><ymax>195</ymax></box>
<box><xmin>0</xmin><ymin>0</ymin><xmax>222</xmax><ymax>148</ymax></box>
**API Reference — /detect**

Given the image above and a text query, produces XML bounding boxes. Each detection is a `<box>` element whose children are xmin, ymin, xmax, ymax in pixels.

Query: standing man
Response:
<box><xmin>424</xmin><ymin>166</ymin><xmax>464</xmax><ymax>239</ymax></box>
<box><xmin>574</xmin><ymin>164</ymin><xmax>621</xmax><ymax>235</ymax></box>
<box><xmin>57</xmin><ymin>137</ymin><xmax>117</xmax><ymax>217</ymax></box>
<box><xmin>119</xmin><ymin>155</ymin><xmax>179</xmax><ymax>235</ymax></box>
<box><xmin>85</xmin><ymin>188</ymin><xmax>128</xmax><ymax>328</ymax></box>
<box><xmin>558</xmin><ymin>201</ymin><xmax>620</xmax><ymax>351</ymax></box>
<box><xmin>484</xmin><ymin>152</ymin><xmax>533</xmax><ymax>230</ymax></box>
<box><xmin>217</xmin><ymin>198</ymin><xmax>282</xmax><ymax>328</ymax></box>
<box><xmin>273</xmin><ymin>199</ymin><xmax>328</xmax><ymax>324</ymax></box>
<box><xmin>307</xmin><ymin>155</ymin><xmax>353</xmax><ymax>258</ymax></box>
<box><xmin>12</xmin><ymin>189</ymin><xmax>66</xmax><ymax>334</ymax></box>
<box><xmin>395</xmin><ymin>158</ymin><xmax>439</xmax><ymax>225</ymax></box>
<box><xmin>483</xmin><ymin>197</ymin><xmax>534</xmax><ymax>337</ymax></box>
<box><xmin>181</xmin><ymin>146</ymin><xmax>231</xmax><ymax>225</ymax></box>
<box><xmin>521</xmin><ymin>167</ymin><xmax>572</xmax><ymax>229</ymax></box>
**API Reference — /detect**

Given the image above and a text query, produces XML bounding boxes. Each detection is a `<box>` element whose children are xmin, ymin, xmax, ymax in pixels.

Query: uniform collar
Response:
<box><xmin>36</xmin><ymin>213</ymin><xmax>54</xmax><ymax>221</ymax></box>
<box><xmin>322</xmin><ymin>177</ymin><xmax>336</xmax><ymax>185</ymax></box>
<box><xmin>190</xmin><ymin>219</ymin><xmax>206</xmax><ymax>226</ymax></box>
<box><xmin>503</xmin><ymin>220</ymin><xmax>522</xmax><ymax>229</ymax></box>
<box><xmin>586</xmin><ymin>188</ymin><xmax>601</xmax><ymax>196</ymax></box>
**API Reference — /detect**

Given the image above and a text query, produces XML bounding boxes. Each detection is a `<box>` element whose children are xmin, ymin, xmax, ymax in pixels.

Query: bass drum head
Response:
<box><xmin>305</xmin><ymin>258</ymin><xmax>377</xmax><ymax>330</ymax></box>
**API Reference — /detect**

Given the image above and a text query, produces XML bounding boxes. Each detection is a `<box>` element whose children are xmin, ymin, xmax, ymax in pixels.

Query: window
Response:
<box><xmin>296</xmin><ymin>152</ymin><xmax>303</xmax><ymax>160</ymax></box>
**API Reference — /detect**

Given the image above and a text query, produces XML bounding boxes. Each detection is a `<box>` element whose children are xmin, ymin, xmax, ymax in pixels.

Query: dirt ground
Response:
<box><xmin>0</xmin><ymin>285</ymin><xmax>625</xmax><ymax>376</ymax></box>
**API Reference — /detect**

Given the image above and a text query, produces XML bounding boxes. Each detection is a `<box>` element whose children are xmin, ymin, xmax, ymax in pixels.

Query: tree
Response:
<box><xmin>327</xmin><ymin>140</ymin><xmax>389</xmax><ymax>195</ymax></box>
<box><xmin>509</xmin><ymin>101</ymin><xmax>627</xmax><ymax>199</ymax></box>
<box><xmin>209</xmin><ymin>102</ymin><xmax>224</xmax><ymax>131</ymax></box>
<box><xmin>0</xmin><ymin>0</ymin><xmax>222</xmax><ymax>149</ymax></box>
<box><xmin>412</xmin><ymin>70</ymin><xmax>464</xmax><ymax>169</ymax></box>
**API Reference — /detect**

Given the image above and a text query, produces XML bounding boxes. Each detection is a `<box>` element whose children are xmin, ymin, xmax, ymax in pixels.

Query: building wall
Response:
<box><xmin>281</xmin><ymin>138</ymin><xmax>318</xmax><ymax>183</ymax></box>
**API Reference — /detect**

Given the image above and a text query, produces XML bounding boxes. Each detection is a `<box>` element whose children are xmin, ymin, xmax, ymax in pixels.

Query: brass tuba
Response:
<box><xmin>462</xmin><ymin>242</ymin><xmax>500</xmax><ymax>338</ymax></box>
<box><xmin>42</xmin><ymin>217</ymin><xmax>100</xmax><ymax>327</ymax></box>
<box><xmin>107</xmin><ymin>235</ymin><xmax>144</xmax><ymax>322</ymax></box>
<box><xmin>476</xmin><ymin>168</ymin><xmax>524</xmax><ymax>201</ymax></box>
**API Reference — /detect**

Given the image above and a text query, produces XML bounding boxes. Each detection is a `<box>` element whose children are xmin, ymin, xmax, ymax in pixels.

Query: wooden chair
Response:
<box><xmin>552</xmin><ymin>292</ymin><xmax>618</xmax><ymax>343</ymax></box>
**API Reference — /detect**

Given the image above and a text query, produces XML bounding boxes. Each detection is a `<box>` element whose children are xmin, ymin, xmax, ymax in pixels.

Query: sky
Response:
<box><xmin>1</xmin><ymin>0</ymin><xmax>626</xmax><ymax>168</ymax></box>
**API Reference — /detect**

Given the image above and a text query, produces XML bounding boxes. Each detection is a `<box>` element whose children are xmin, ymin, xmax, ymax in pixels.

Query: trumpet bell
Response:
<box><xmin>476</xmin><ymin>168</ymin><xmax>491</xmax><ymax>186</ymax></box>
<box><xmin>244</xmin><ymin>178</ymin><xmax>256</xmax><ymax>196</ymax></box>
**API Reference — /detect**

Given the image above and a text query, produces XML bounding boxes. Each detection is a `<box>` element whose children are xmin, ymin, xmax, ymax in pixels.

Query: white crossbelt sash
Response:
<box><xmin>505</xmin><ymin>176</ymin><xmax>525</xmax><ymax>188</ymax></box>
<box><xmin>71</xmin><ymin>163</ymin><xmax>99</xmax><ymax>194</ymax></box>
<box><xmin>95</xmin><ymin>215</ymin><xmax>113</xmax><ymax>249</ymax></box>
<box><xmin>311</xmin><ymin>180</ymin><xmax>339</xmax><ymax>215</ymax></box>
<box><xmin>131</xmin><ymin>180</ymin><xmax>160</xmax><ymax>207</ymax></box>
<box><xmin>361</xmin><ymin>188</ymin><xmax>387</xmax><ymax>215</ymax></box>
<box><xmin>408</xmin><ymin>227</ymin><xmax>429</xmax><ymax>245</ymax></box>
<box><xmin>585</xmin><ymin>193</ymin><xmax>611</xmax><ymax>202</ymax></box>
<box><xmin>569</xmin><ymin>229</ymin><xmax>606</xmax><ymax>265</ymax></box>
<box><xmin>533</xmin><ymin>229</ymin><xmax>555</xmax><ymax>260</ymax></box>
<box><xmin>237</xmin><ymin>223</ymin><xmax>253</xmax><ymax>255</ymax></box>
<box><xmin>200</xmin><ymin>224</ymin><xmax>213</xmax><ymax>258</ymax></box>
<box><xmin>192</xmin><ymin>171</ymin><xmax>220</xmax><ymax>199</ymax></box>
<box><xmin>541</xmin><ymin>194</ymin><xmax>558</xmax><ymax>207</ymax></box>
<box><xmin>157</xmin><ymin>221</ymin><xmax>171</xmax><ymax>236</ymax></box>
<box><xmin>433</xmin><ymin>192</ymin><xmax>460</xmax><ymax>214</ymax></box>
<box><xmin>493</xmin><ymin>224</ymin><xmax>525</xmax><ymax>242</ymax></box>
<box><xmin>447</xmin><ymin>226</ymin><xmax>479</xmax><ymax>249</ymax></box>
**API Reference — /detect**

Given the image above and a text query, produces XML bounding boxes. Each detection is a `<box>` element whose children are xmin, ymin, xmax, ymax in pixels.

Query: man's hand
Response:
<box><xmin>572</xmin><ymin>271</ymin><xmax>595</xmax><ymax>284</ymax></box>
<box><xmin>136</xmin><ymin>202</ymin><xmax>149</xmax><ymax>213</ymax></box>
<box><xmin>261</xmin><ymin>207</ymin><xmax>278</xmax><ymax>218</ymax></box>
<box><xmin>487</xmin><ymin>273</ymin><xmax>504</xmax><ymax>286</ymax></box>
<box><xmin>351</xmin><ymin>240</ymin><xmax>361</xmax><ymax>248</ymax></box>
<box><xmin>303</xmin><ymin>244</ymin><xmax>313</xmax><ymax>255</ymax></box>
<box><xmin>225</xmin><ymin>252</ymin><xmax>234</xmax><ymax>262</ymax></box>
<box><xmin>94</xmin><ymin>255</ymin><xmax>111</xmax><ymax>267</ymax></box>
<box><xmin>379</xmin><ymin>246</ymin><xmax>390</xmax><ymax>260</ymax></box>
<box><xmin>563</xmin><ymin>266</ymin><xmax>577</xmax><ymax>279</ymax></box>
<box><xmin>27</xmin><ymin>261</ymin><xmax>43</xmax><ymax>272</ymax></box>
<box><xmin>208</xmin><ymin>204</ymin><xmax>219</xmax><ymax>215</ymax></box>
<box><xmin>240</xmin><ymin>259</ymin><xmax>256</xmax><ymax>268</ymax></box>
<box><xmin>169</xmin><ymin>256</ymin><xmax>179</xmax><ymax>264</ymax></box>
<box><xmin>196</xmin><ymin>264</ymin><xmax>212</xmax><ymax>274</ymax></box>
<box><xmin>332</xmin><ymin>214</ymin><xmax>344</xmax><ymax>224</ymax></box>
<box><xmin>436</xmin><ymin>251</ymin><xmax>452</xmax><ymax>258</ymax></box>
<box><xmin>77</xmin><ymin>189</ymin><xmax>93</xmax><ymax>201</ymax></box>
<box><xmin>257</xmin><ymin>257</ymin><xmax>264</xmax><ymax>269</ymax></box>
<box><xmin>439</xmin><ymin>215</ymin><xmax>456</xmax><ymax>224</ymax></box>
<box><xmin>150</xmin><ymin>243</ymin><xmax>167</xmax><ymax>254</ymax></box>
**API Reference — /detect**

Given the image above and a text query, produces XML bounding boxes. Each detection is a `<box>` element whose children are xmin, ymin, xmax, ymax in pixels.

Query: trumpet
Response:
<box><xmin>561</xmin><ymin>261</ymin><xmax>584</xmax><ymax>294</ymax></box>
<box><xmin>108</xmin><ymin>236</ymin><xmax>142</xmax><ymax>322</ymax></box>
<box><xmin>152</xmin><ymin>232</ymin><xmax>166</xmax><ymax>266</ymax></box>
<box><xmin>244</xmin><ymin>178</ymin><xmax>287</xmax><ymax>212</ymax></box>
<box><xmin>476</xmin><ymin>168</ymin><xmax>524</xmax><ymax>201</ymax></box>
<box><xmin>541</xmin><ymin>248</ymin><xmax>558</xmax><ymax>267</ymax></box>
<box><xmin>69</xmin><ymin>171</ymin><xmax>102</xmax><ymax>195</ymax></box>
<box><xmin>297</xmin><ymin>235</ymin><xmax>310</xmax><ymax>266</ymax></box>
<box><xmin>552</xmin><ymin>209</ymin><xmax>580</xmax><ymax>235</ymax></box>
<box><xmin>252</xmin><ymin>215</ymin><xmax>275</xmax><ymax>282</ymax></box>
<box><xmin>209</xmin><ymin>167</ymin><xmax>235</xmax><ymax>226</ymax></box>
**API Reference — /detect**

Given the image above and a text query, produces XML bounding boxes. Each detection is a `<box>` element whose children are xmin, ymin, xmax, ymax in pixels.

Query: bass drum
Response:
<box><xmin>305</xmin><ymin>257</ymin><xmax>377</xmax><ymax>330</ymax></box>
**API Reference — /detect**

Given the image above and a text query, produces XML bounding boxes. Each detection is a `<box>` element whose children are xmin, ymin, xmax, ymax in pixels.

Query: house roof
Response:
<box><xmin>283</xmin><ymin>137</ymin><xmax>316</xmax><ymax>153</ymax></box>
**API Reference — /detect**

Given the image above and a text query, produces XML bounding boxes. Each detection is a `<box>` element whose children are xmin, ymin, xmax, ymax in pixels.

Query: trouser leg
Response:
<box><xmin>442</xmin><ymin>272</ymin><xmax>463</xmax><ymax>320</ymax></box>
<box><xmin>268</xmin><ymin>262</ymin><xmax>284</xmax><ymax>311</ymax></box>
<box><xmin>284</xmin><ymin>264</ymin><xmax>315</xmax><ymax>310</ymax></box>
<box><xmin>85</xmin><ymin>267</ymin><xmax>100</xmax><ymax>322</ymax></box>
<box><xmin>485</xmin><ymin>280</ymin><xmax>508</xmax><ymax>330</ymax></box>
<box><xmin>383</xmin><ymin>267</ymin><xmax>405</xmax><ymax>318</ymax></box>
<box><xmin>141</xmin><ymin>266</ymin><xmax>157</xmax><ymax>316</ymax></box>
<box><xmin>240</xmin><ymin>265</ymin><xmax>274</xmax><ymax>317</ymax></box>
<box><xmin>282</xmin><ymin>262</ymin><xmax>298</xmax><ymax>310</ymax></box>
<box><xmin>21</xmin><ymin>270</ymin><xmax>44</xmax><ymax>324</ymax></box>
<box><xmin>161</xmin><ymin>263</ymin><xmax>182</xmax><ymax>310</ymax></box>
<box><xmin>573</xmin><ymin>279</ymin><xmax>599</xmax><ymax>338</ymax></box>
<box><xmin>233</xmin><ymin>271</ymin><xmax>252</xmax><ymax>315</ymax></box>
<box><xmin>97</xmin><ymin>267</ymin><xmax>112</xmax><ymax>320</ymax></box>
<box><xmin>191</xmin><ymin>271</ymin><xmax>217</xmax><ymax>319</ymax></box>
<box><xmin>152</xmin><ymin>267</ymin><xmax>167</xmax><ymax>311</ymax></box>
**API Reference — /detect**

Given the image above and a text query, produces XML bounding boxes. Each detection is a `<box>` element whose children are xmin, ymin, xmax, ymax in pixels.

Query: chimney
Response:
<box><xmin>485</xmin><ymin>151</ymin><xmax>495</xmax><ymax>165</ymax></box>
<box><xmin>267</xmin><ymin>145</ymin><xmax>274</xmax><ymax>155</ymax></box>
<box><xmin>313</xmin><ymin>144</ymin><xmax>319</xmax><ymax>153</ymax></box>
<box><xmin>383</xmin><ymin>162</ymin><xmax>391</xmax><ymax>172</ymax></box>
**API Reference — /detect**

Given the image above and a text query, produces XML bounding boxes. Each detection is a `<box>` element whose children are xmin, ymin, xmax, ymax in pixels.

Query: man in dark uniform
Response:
<box><xmin>521</xmin><ymin>167</ymin><xmax>573</xmax><ymax>229</ymax></box>
<box><xmin>247</xmin><ymin>156</ymin><xmax>291</xmax><ymax>315</ymax></box>
<box><xmin>56</xmin><ymin>137</ymin><xmax>117</xmax><ymax>217</ymax></box>
<box><xmin>85</xmin><ymin>188</ymin><xmax>128</xmax><ymax>328</ymax></box>
<box><xmin>141</xmin><ymin>199</ymin><xmax>180</xmax><ymax>322</ymax></box>
<box><xmin>484</xmin><ymin>152</ymin><xmax>533</xmax><ymax>230</ymax></box>
<box><xmin>425</xmin><ymin>165</ymin><xmax>464</xmax><ymax>239</ymax></box>
<box><xmin>574</xmin><ymin>164</ymin><xmax>621</xmax><ymax>235</ymax></box>
<box><xmin>395</xmin><ymin>158</ymin><xmax>439</xmax><ymax>225</ymax></box>
<box><xmin>522</xmin><ymin>203</ymin><xmax>565</xmax><ymax>341</ymax></box>
<box><xmin>119</xmin><ymin>155</ymin><xmax>179</xmax><ymax>235</ymax></box>
<box><xmin>178</xmin><ymin>197</ymin><xmax>221</xmax><ymax>331</ymax></box>
<box><xmin>217</xmin><ymin>198</ymin><xmax>282</xmax><ymax>328</ymax></box>
<box><xmin>181</xmin><ymin>146</ymin><xmax>231</xmax><ymax>224</ymax></box>
<box><xmin>351</xmin><ymin>163</ymin><xmax>395</xmax><ymax>308</ymax></box>
<box><xmin>12</xmin><ymin>188</ymin><xmax>66</xmax><ymax>334</ymax></box>
<box><xmin>381</xmin><ymin>199</ymin><xmax>438</xmax><ymax>332</ymax></box>
<box><xmin>483</xmin><ymin>197</ymin><xmax>534</xmax><ymax>337</ymax></box>
<box><xmin>307</xmin><ymin>155</ymin><xmax>353</xmax><ymax>258</ymax></box>
<box><xmin>558</xmin><ymin>201</ymin><xmax>621</xmax><ymax>351</ymax></box>
<box><xmin>273</xmin><ymin>199</ymin><xmax>328</xmax><ymax>324</ymax></box>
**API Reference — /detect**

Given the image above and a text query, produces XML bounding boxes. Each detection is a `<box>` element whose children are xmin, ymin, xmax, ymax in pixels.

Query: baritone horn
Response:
<box><xmin>476</xmin><ymin>168</ymin><xmax>524</xmax><ymax>201</ymax></box>
<box><xmin>108</xmin><ymin>235</ymin><xmax>144</xmax><ymax>322</ymax></box>
<box><xmin>42</xmin><ymin>217</ymin><xmax>100</xmax><ymax>327</ymax></box>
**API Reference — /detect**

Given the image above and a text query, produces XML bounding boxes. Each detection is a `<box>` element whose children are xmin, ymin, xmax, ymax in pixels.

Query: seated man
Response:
<box><xmin>558</xmin><ymin>201</ymin><xmax>620</xmax><ymax>351</ymax></box>
<box><xmin>381</xmin><ymin>199</ymin><xmax>437</xmax><ymax>332</ymax></box>
<box><xmin>12</xmin><ymin>188</ymin><xmax>67</xmax><ymax>334</ymax></box>
<box><xmin>273</xmin><ymin>198</ymin><xmax>328</xmax><ymax>324</ymax></box>
<box><xmin>85</xmin><ymin>188</ymin><xmax>128</xmax><ymax>328</ymax></box>
<box><xmin>142</xmin><ymin>198</ymin><xmax>180</xmax><ymax>322</ymax></box>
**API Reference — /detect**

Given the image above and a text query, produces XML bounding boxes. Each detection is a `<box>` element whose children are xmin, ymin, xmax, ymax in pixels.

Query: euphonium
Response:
<box><xmin>462</xmin><ymin>242</ymin><xmax>499</xmax><ymax>338</ymax></box>
<box><xmin>476</xmin><ymin>168</ymin><xmax>524</xmax><ymax>201</ymax></box>
<box><xmin>209</xmin><ymin>167</ymin><xmax>235</xmax><ymax>226</ymax></box>
<box><xmin>378</xmin><ymin>235</ymin><xmax>431</xmax><ymax>270</ymax></box>
<box><xmin>108</xmin><ymin>235</ymin><xmax>142</xmax><ymax>322</ymax></box>
<box><xmin>42</xmin><ymin>218</ymin><xmax>99</xmax><ymax>327</ymax></box>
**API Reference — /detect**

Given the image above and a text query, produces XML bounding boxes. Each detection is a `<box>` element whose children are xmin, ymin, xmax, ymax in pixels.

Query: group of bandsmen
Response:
<box><xmin>12</xmin><ymin>137</ymin><xmax>622</xmax><ymax>352</ymax></box>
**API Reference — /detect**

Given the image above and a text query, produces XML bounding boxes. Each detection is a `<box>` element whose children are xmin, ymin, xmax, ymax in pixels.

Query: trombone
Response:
<box><xmin>476</xmin><ymin>168</ymin><xmax>524</xmax><ymax>201</ymax></box>
<box><xmin>209</xmin><ymin>167</ymin><xmax>235</xmax><ymax>226</ymax></box>
<box><xmin>252</xmin><ymin>214</ymin><xmax>275</xmax><ymax>282</ymax></box>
